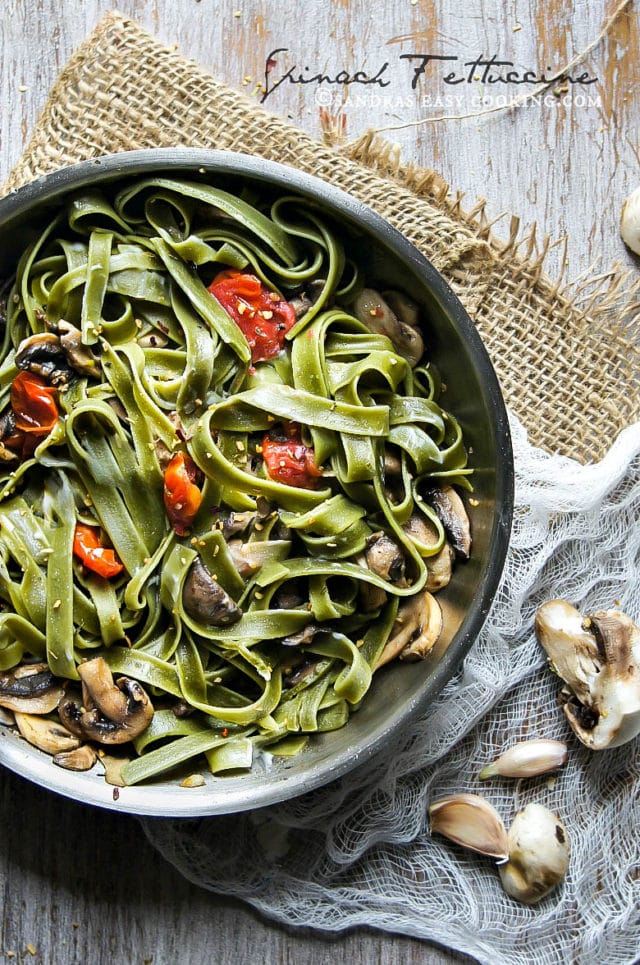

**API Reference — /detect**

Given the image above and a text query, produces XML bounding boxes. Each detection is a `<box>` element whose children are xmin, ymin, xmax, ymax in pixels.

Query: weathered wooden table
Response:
<box><xmin>1</xmin><ymin>2</ymin><xmax>637</xmax><ymax>963</ymax></box>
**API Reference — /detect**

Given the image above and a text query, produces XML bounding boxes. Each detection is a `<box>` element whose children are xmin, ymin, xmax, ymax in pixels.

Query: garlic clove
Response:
<box><xmin>478</xmin><ymin>739</ymin><xmax>568</xmax><ymax>780</ymax></box>
<box><xmin>499</xmin><ymin>803</ymin><xmax>570</xmax><ymax>904</ymax></box>
<box><xmin>621</xmin><ymin>186</ymin><xmax>640</xmax><ymax>256</ymax></box>
<box><xmin>429</xmin><ymin>793</ymin><xmax>509</xmax><ymax>861</ymax></box>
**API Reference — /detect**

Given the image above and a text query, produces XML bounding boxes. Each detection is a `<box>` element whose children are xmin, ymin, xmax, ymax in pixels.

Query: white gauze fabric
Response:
<box><xmin>142</xmin><ymin>413</ymin><xmax>640</xmax><ymax>965</ymax></box>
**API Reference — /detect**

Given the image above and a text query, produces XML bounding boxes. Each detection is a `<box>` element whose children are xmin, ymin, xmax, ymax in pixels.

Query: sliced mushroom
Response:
<box><xmin>0</xmin><ymin>663</ymin><xmax>65</xmax><ymax>715</ymax></box>
<box><xmin>58</xmin><ymin>697</ymin><xmax>86</xmax><ymax>738</ymax></box>
<box><xmin>352</xmin><ymin>288</ymin><xmax>424</xmax><ymax>366</ymax></box>
<box><xmin>106</xmin><ymin>396</ymin><xmax>130</xmax><ymax>425</ymax></box>
<box><xmin>383</xmin><ymin>449</ymin><xmax>403</xmax><ymax>477</ymax></box>
<box><xmin>221</xmin><ymin>511</ymin><xmax>255</xmax><ymax>539</ymax></box>
<box><xmin>53</xmin><ymin>744</ymin><xmax>98</xmax><ymax>771</ymax></box>
<box><xmin>172</xmin><ymin>700</ymin><xmax>195</xmax><ymax>719</ymax></box>
<box><xmin>281</xmin><ymin>624</ymin><xmax>321</xmax><ymax>647</ymax></box>
<box><xmin>285</xmin><ymin>659</ymin><xmax>321</xmax><ymax>688</ymax></box>
<box><xmin>272</xmin><ymin>578</ymin><xmax>306</xmax><ymax>610</ymax></box>
<box><xmin>56</xmin><ymin>320</ymin><xmax>101</xmax><ymax>378</ymax></box>
<box><xmin>58</xmin><ymin>657</ymin><xmax>154</xmax><ymax>745</ymax></box>
<box><xmin>425</xmin><ymin>544</ymin><xmax>455</xmax><ymax>593</ymax></box>
<box><xmin>15</xmin><ymin>332</ymin><xmax>70</xmax><ymax>385</ymax></box>
<box><xmin>0</xmin><ymin>409</ymin><xmax>19</xmax><ymax>463</ymax></box>
<box><xmin>228</xmin><ymin>539</ymin><xmax>291</xmax><ymax>580</ymax></box>
<box><xmin>536</xmin><ymin>600</ymin><xmax>640</xmax><ymax>749</ymax></box>
<box><xmin>365</xmin><ymin>532</ymin><xmax>406</xmax><ymax>584</ymax></box>
<box><xmin>182</xmin><ymin>558</ymin><xmax>241</xmax><ymax>626</ymax></box>
<box><xmin>375</xmin><ymin>590</ymin><xmax>443</xmax><ymax>668</ymax></box>
<box><xmin>98</xmin><ymin>752</ymin><xmax>130</xmax><ymax>786</ymax></box>
<box><xmin>289</xmin><ymin>278</ymin><xmax>326</xmax><ymax>318</ymax></box>
<box><xmin>382</xmin><ymin>290</ymin><xmax>420</xmax><ymax>327</ymax></box>
<box><xmin>359</xmin><ymin>581</ymin><xmax>388</xmax><ymax>613</ymax></box>
<box><xmin>424</xmin><ymin>486</ymin><xmax>471</xmax><ymax>560</ymax></box>
<box><xmin>14</xmin><ymin>712</ymin><xmax>81</xmax><ymax>755</ymax></box>
<box><xmin>402</xmin><ymin>513</ymin><xmax>455</xmax><ymax>592</ymax></box>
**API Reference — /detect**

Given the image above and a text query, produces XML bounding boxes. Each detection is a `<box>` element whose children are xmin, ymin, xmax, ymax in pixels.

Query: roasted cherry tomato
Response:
<box><xmin>73</xmin><ymin>524</ymin><xmax>124</xmax><ymax>578</ymax></box>
<box><xmin>4</xmin><ymin>371</ymin><xmax>59</xmax><ymax>459</ymax></box>
<box><xmin>208</xmin><ymin>269</ymin><xmax>296</xmax><ymax>363</ymax></box>
<box><xmin>262</xmin><ymin>423</ymin><xmax>322</xmax><ymax>490</ymax></box>
<box><xmin>163</xmin><ymin>451</ymin><xmax>203</xmax><ymax>536</ymax></box>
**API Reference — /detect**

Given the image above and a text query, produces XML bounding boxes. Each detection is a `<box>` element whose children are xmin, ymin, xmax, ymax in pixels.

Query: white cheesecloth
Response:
<box><xmin>142</xmin><ymin>413</ymin><xmax>640</xmax><ymax>965</ymax></box>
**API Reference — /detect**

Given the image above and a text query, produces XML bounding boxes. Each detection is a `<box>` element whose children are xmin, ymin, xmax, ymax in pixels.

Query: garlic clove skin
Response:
<box><xmin>478</xmin><ymin>739</ymin><xmax>568</xmax><ymax>780</ymax></box>
<box><xmin>536</xmin><ymin>601</ymin><xmax>640</xmax><ymax>749</ymax></box>
<box><xmin>621</xmin><ymin>186</ymin><xmax>640</xmax><ymax>256</ymax></box>
<box><xmin>499</xmin><ymin>803</ymin><xmax>570</xmax><ymax>904</ymax></box>
<box><xmin>429</xmin><ymin>793</ymin><xmax>509</xmax><ymax>862</ymax></box>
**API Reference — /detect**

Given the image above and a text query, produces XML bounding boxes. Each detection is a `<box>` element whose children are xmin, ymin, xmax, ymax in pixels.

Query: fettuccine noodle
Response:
<box><xmin>0</xmin><ymin>177</ymin><xmax>471</xmax><ymax>785</ymax></box>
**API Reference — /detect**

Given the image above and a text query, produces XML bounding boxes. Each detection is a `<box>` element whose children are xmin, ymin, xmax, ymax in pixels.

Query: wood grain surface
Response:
<box><xmin>0</xmin><ymin>2</ymin><xmax>638</xmax><ymax>964</ymax></box>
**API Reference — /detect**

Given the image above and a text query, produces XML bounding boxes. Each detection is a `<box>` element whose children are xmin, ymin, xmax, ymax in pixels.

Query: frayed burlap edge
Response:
<box><xmin>3</xmin><ymin>10</ymin><xmax>639</xmax><ymax>462</ymax></box>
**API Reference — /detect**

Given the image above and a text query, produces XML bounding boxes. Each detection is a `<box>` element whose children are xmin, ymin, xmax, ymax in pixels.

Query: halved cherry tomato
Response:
<box><xmin>10</xmin><ymin>371</ymin><xmax>58</xmax><ymax>434</ymax></box>
<box><xmin>208</xmin><ymin>269</ymin><xmax>296</xmax><ymax>363</ymax></box>
<box><xmin>5</xmin><ymin>371</ymin><xmax>59</xmax><ymax>458</ymax></box>
<box><xmin>73</xmin><ymin>524</ymin><xmax>124</xmax><ymax>578</ymax></box>
<box><xmin>262</xmin><ymin>423</ymin><xmax>322</xmax><ymax>490</ymax></box>
<box><xmin>4</xmin><ymin>372</ymin><xmax>59</xmax><ymax>459</ymax></box>
<box><xmin>163</xmin><ymin>451</ymin><xmax>203</xmax><ymax>536</ymax></box>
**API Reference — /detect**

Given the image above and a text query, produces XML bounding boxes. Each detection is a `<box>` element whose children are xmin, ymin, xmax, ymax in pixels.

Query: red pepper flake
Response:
<box><xmin>221</xmin><ymin>727</ymin><xmax>229</xmax><ymax>737</ymax></box>
<box><xmin>208</xmin><ymin>269</ymin><xmax>296</xmax><ymax>363</ymax></box>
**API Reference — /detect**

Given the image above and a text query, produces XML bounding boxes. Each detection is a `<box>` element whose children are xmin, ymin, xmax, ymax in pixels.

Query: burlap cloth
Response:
<box><xmin>3</xmin><ymin>11</ymin><xmax>639</xmax><ymax>463</ymax></box>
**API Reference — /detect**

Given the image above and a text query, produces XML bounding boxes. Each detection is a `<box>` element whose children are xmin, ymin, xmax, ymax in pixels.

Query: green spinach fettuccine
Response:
<box><xmin>0</xmin><ymin>176</ymin><xmax>471</xmax><ymax>786</ymax></box>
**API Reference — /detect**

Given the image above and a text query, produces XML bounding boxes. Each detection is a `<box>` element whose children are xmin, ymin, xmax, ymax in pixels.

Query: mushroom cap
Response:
<box><xmin>182</xmin><ymin>558</ymin><xmax>242</xmax><ymax>626</ymax></box>
<box><xmin>365</xmin><ymin>532</ymin><xmax>406</xmax><ymax>584</ymax></box>
<box><xmin>425</xmin><ymin>486</ymin><xmax>471</xmax><ymax>560</ymax></box>
<box><xmin>0</xmin><ymin>663</ymin><xmax>65</xmax><ymax>715</ymax></box>
<box><xmin>536</xmin><ymin>601</ymin><xmax>640</xmax><ymax>749</ymax></box>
